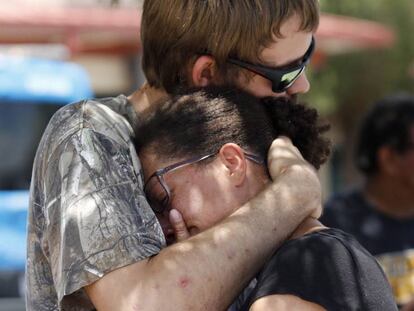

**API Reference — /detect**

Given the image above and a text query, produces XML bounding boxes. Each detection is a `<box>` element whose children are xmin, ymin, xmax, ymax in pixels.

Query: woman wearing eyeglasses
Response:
<box><xmin>135</xmin><ymin>86</ymin><xmax>397</xmax><ymax>311</ymax></box>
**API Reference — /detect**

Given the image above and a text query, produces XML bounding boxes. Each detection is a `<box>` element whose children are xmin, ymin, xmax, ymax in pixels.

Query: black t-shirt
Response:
<box><xmin>322</xmin><ymin>189</ymin><xmax>414</xmax><ymax>306</ymax></box>
<box><xmin>322</xmin><ymin>189</ymin><xmax>414</xmax><ymax>255</ymax></box>
<box><xmin>242</xmin><ymin>228</ymin><xmax>397</xmax><ymax>311</ymax></box>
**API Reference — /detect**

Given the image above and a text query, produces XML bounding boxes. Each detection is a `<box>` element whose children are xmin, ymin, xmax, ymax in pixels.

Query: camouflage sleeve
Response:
<box><xmin>42</xmin><ymin>125</ymin><xmax>165</xmax><ymax>303</ymax></box>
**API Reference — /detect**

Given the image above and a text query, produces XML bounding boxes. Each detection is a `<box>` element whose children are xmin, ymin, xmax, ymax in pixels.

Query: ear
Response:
<box><xmin>191</xmin><ymin>55</ymin><xmax>218</xmax><ymax>87</ymax></box>
<box><xmin>217</xmin><ymin>143</ymin><xmax>247</xmax><ymax>187</ymax></box>
<box><xmin>377</xmin><ymin>146</ymin><xmax>399</xmax><ymax>176</ymax></box>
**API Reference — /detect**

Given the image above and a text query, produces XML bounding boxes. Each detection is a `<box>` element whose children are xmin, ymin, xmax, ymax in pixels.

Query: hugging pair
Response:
<box><xmin>135</xmin><ymin>86</ymin><xmax>396</xmax><ymax>311</ymax></box>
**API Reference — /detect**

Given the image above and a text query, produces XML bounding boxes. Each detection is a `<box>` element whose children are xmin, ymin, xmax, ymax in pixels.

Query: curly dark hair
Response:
<box><xmin>135</xmin><ymin>86</ymin><xmax>331</xmax><ymax>170</ymax></box>
<box><xmin>356</xmin><ymin>93</ymin><xmax>414</xmax><ymax>175</ymax></box>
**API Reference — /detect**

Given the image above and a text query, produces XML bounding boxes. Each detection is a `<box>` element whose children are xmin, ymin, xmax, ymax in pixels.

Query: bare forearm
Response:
<box><xmin>143</xmin><ymin>167</ymin><xmax>320</xmax><ymax>309</ymax></box>
<box><xmin>88</xmin><ymin>139</ymin><xmax>321</xmax><ymax>310</ymax></box>
<box><xmin>89</xmin><ymin>172</ymin><xmax>319</xmax><ymax>311</ymax></box>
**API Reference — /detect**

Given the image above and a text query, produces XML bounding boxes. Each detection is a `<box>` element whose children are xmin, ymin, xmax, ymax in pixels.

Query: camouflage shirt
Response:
<box><xmin>26</xmin><ymin>96</ymin><xmax>165</xmax><ymax>310</ymax></box>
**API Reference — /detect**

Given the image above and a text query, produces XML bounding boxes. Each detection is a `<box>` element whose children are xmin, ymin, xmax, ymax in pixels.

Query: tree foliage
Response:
<box><xmin>308</xmin><ymin>0</ymin><xmax>414</xmax><ymax>120</ymax></box>
<box><xmin>305</xmin><ymin>0</ymin><xmax>414</xmax><ymax>189</ymax></box>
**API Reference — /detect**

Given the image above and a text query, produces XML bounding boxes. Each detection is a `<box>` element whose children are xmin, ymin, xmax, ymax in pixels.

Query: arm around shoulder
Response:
<box><xmin>32</xmin><ymin>121</ymin><xmax>320</xmax><ymax>310</ymax></box>
<box><xmin>84</xmin><ymin>138</ymin><xmax>323</xmax><ymax>310</ymax></box>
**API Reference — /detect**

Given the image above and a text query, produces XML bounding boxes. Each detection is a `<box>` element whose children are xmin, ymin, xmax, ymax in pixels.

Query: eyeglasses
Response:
<box><xmin>144</xmin><ymin>151</ymin><xmax>265</xmax><ymax>214</ymax></box>
<box><xmin>227</xmin><ymin>37</ymin><xmax>315</xmax><ymax>93</ymax></box>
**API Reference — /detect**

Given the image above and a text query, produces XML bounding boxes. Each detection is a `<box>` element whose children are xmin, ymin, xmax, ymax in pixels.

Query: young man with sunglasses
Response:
<box><xmin>26</xmin><ymin>1</ymin><xmax>322</xmax><ymax>310</ymax></box>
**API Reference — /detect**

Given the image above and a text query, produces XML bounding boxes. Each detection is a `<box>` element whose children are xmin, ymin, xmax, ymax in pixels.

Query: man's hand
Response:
<box><xmin>267</xmin><ymin>136</ymin><xmax>322</xmax><ymax>219</ymax></box>
<box><xmin>267</xmin><ymin>136</ymin><xmax>308</xmax><ymax>178</ymax></box>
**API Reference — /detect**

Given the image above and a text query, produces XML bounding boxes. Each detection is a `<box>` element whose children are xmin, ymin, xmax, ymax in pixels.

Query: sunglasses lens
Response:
<box><xmin>273</xmin><ymin>67</ymin><xmax>304</xmax><ymax>93</ymax></box>
<box><xmin>281</xmin><ymin>68</ymin><xmax>302</xmax><ymax>83</ymax></box>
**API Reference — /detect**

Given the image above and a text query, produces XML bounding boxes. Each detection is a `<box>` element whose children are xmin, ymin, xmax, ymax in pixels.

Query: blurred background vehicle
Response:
<box><xmin>0</xmin><ymin>55</ymin><xmax>92</xmax><ymax>310</ymax></box>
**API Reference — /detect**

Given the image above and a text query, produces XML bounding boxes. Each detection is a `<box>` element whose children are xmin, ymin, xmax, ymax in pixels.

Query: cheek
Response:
<box><xmin>173</xmin><ymin>185</ymin><xmax>226</xmax><ymax>232</ymax></box>
<box><xmin>193</xmin><ymin>193</ymin><xmax>235</xmax><ymax>231</ymax></box>
<box><xmin>239</xmin><ymin>75</ymin><xmax>284</xmax><ymax>98</ymax></box>
<box><xmin>171</xmin><ymin>186</ymin><xmax>204</xmax><ymax>224</ymax></box>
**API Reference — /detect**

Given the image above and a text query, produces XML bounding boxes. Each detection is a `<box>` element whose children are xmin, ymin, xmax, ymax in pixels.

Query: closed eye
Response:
<box><xmin>146</xmin><ymin>190</ymin><xmax>169</xmax><ymax>214</ymax></box>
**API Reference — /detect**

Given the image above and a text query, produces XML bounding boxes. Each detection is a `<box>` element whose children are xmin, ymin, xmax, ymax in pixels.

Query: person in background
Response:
<box><xmin>26</xmin><ymin>0</ymin><xmax>323</xmax><ymax>310</ymax></box>
<box><xmin>322</xmin><ymin>93</ymin><xmax>414</xmax><ymax>310</ymax></box>
<box><xmin>136</xmin><ymin>86</ymin><xmax>397</xmax><ymax>311</ymax></box>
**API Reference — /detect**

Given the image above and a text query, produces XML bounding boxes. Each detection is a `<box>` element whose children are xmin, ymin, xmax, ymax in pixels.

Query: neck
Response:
<box><xmin>364</xmin><ymin>176</ymin><xmax>414</xmax><ymax>219</ymax></box>
<box><xmin>128</xmin><ymin>83</ymin><xmax>169</xmax><ymax>115</ymax></box>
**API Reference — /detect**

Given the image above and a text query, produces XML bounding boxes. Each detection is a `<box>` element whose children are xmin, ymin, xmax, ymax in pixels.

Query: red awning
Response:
<box><xmin>0</xmin><ymin>6</ymin><xmax>142</xmax><ymax>55</ymax></box>
<box><xmin>316</xmin><ymin>13</ymin><xmax>395</xmax><ymax>54</ymax></box>
<box><xmin>0</xmin><ymin>6</ymin><xmax>396</xmax><ymax>56</ymax></box>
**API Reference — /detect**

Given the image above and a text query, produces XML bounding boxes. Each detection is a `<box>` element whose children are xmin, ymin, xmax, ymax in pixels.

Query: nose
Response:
<box><xmin>286</xmin><ymin>73</ymin><xmax>310</xmax><ymax>95</ymax></box>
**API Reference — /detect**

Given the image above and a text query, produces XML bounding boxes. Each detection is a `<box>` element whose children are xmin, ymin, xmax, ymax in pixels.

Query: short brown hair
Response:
<box><xmin>141</xmin><ymin>0</ymin><xmax>319</xmax><ymax>94</ymax></box>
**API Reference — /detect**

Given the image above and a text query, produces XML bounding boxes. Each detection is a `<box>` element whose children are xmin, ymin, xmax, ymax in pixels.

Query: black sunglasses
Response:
<box><xmin>227</xmin><ymin>37</ymin><xmax>315</xmax><ymax>93</ymax></box>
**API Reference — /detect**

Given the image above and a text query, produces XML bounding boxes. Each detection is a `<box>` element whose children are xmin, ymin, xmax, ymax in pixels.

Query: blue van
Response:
<box><xmin>0</xmin><ymin>55</ymin><xmax>93</xmax><ymax>300</ymax></box>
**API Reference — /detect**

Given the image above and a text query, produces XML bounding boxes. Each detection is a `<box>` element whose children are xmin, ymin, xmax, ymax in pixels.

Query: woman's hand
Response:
<box><xmin>169</xmin><ymin>209</ymin><xmax>191</xmax><ymax>242</ymax></box>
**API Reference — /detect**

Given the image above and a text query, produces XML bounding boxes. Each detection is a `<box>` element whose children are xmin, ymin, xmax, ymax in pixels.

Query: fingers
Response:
<box><xmin>271</xmin><ymin>136</ymin><xmax>303</xmax><ymax>159</ymax></box>
<box><xmin>267</xmin><ymin>136</ymin><xmax>306</xmax><ymax>180</ymax></box>
<box><xmin>267</xmin><ymin>136</ymin><xmax>322</xmax><ymax>219</ymax></box>
<box><xmin>273</xmin><ymin>136</ymin><xmax>303</xmax><ymax>156</ymax></box>
<box><xmin>169</xmin><ymin>209</ymin><xmax>190</xmax><ymax>242</ymax></box>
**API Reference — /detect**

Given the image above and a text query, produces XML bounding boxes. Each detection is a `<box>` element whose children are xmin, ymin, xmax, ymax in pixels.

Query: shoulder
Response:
<box><xmin>268</xmin><ymin>228</ymin><xmax>362</xmax><ymax>265</ymax></box>
<box><xmin>38</xmin><ymin>96</ymin><xmax>137</xmax><ymax>160</ymax></box>
<box><xmin>247</xmin><ymin>229</ymin><xmax>397</xmax><ymax>311</ymax></box>
<box><xmin>278</xmin><ymin>228</ymin><xmax>371</xmax><ymax>261</ymax></box>
<box><xmin>48</xmin><ymin>96</ymin><xmax>135</xmax><ymax>140</ymax></box>
<box><xmin>31</xmin><ymin>96</ymin><xmax>143</xmax><ymax>196</ymax></box>
<box><xmin>258</xmin><ymin>228</ymin><xmax>379</xmax><ymax>286</ymax></box>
